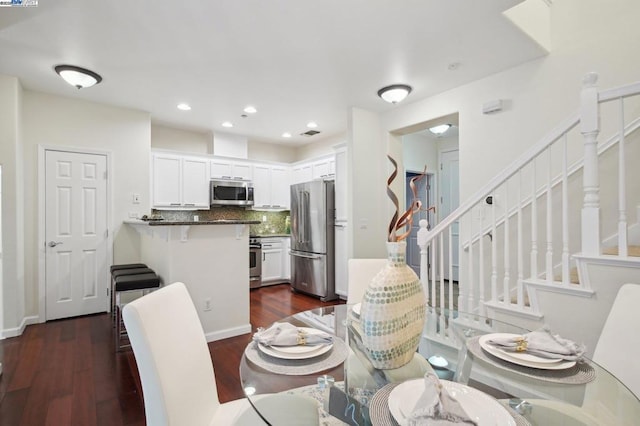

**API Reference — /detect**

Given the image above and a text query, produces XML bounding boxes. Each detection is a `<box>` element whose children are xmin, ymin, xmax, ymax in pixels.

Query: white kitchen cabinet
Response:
<box><xmin>334</xmin><ymin>148</ymin><xmax>348</xmax><ymax>222</ymax></box>
<box><xmin>252</xmin><ymin>164</ymin><xmax>290</xmax><ymax>210</ymax></box>
<box><xmin>261</xmin><ymin>238</ymin><xmax>285</xmax><ymax>283</ymax></box>
<box><xmin>312</xmin><ymin>157</ymin><xmax>335</xmax><ymax>180</ymax></box>
<box><xmin>210</xmin><ymin>159</ymin><xmax>252</xmax><ymax>181</ymax></box>
<box><xmin>283</xmin><ymin>237</ymin><xmax>291</xmax><ymax>281</ymax></box>
<box><xmin>152</xmin><ymin>153</ymin><xmax>209</xmax><ymax>209</ymax></box>
<box><xmin>334</xmin><ymin>221</ymin><xmax>348</xmax><ymax>298</ymax></box>
<box><xmin>292</xmin><ymin>164</ymin><xmax>312</xmax><ymax>184</ymax></box>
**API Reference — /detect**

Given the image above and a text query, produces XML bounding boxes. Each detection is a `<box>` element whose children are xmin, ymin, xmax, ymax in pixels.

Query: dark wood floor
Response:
<box><xmin>0</xmin><ymin>284</ymin><xmax>343</xmax><ymax>426</ymax></box>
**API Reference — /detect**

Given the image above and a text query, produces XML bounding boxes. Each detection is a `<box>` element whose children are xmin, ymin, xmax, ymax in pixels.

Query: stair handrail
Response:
<box><xmin>420</xmin><ymin>75</ymin><xmax>640</xmax><ymax>247</ymax></box>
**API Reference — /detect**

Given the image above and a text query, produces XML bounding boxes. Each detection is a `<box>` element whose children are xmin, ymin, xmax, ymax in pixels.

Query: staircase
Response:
<box><xmin>417</xmin><ymin>73</ymin><xmax>640</xmax><ymax>358</ymax></box>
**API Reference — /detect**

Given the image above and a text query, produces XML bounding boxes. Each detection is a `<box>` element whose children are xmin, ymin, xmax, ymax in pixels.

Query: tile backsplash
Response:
<box><xmin>152</xmin><ymin>207</ymin><xmax>290</xmax><ymax>235</ymax></box>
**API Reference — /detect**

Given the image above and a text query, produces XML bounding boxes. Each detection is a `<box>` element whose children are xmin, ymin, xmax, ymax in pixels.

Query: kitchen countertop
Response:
<box><xmin>125</xmin><ymin>219</ymin><xmax>261</xmax><ymax>226</ymax></box>
<box><xmin>253</xmin><ymin>234</ymin><xmax>291</xmax><ymax>238</ymax></box>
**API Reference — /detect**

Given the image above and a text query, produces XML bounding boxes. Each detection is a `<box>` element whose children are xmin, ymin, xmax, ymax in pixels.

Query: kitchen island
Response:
<box><xmin>125</xmin><ymin>219</ymin><xmax>259</xmax><ymax>341</ymax></box>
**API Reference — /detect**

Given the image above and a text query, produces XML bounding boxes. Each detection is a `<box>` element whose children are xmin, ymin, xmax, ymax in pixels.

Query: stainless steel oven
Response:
<box><xmin>249</xmin><ymin>237</ymin><xmax>262</xmax><ymax>288</ymax></box>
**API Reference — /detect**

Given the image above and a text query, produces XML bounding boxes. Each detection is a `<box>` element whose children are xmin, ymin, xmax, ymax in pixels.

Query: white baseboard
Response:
<box><xmin>204</xmin><ymin>323</ymin><xmax>252</xmax><ymax>342</ymax></box>
<box><xmin>2</xmin><ymin>315</ymin><xmax>40</xmax><ymax>339</ymax></box>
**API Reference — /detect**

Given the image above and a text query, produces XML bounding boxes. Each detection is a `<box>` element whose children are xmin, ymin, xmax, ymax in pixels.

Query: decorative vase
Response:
<box><xmin>359</xmin><ymin>241</ymin><xmax>426</xmax><ymax>369</ymax></box>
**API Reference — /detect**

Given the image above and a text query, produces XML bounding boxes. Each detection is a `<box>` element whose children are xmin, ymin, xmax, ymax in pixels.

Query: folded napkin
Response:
<box><xmin>407</xmin><ymin>372</ymin><xmax>478</xmax><ymax>426</ymax></box>
<box><xmin>488</xmin><ymin>327</ymin><xmax>585</xmax><ymax>361</ymax></box>
<box><xmin>253</xmin><ymin>322</ymin><xmax>333</xmax><ymax>347</ymax></box>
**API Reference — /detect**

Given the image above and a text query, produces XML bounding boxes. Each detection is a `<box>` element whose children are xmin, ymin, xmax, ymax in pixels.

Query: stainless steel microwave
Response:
<box><xmin>210</xmin><ymin>179</ymin><xmax>254</xmax><ymax>207</ymax></box>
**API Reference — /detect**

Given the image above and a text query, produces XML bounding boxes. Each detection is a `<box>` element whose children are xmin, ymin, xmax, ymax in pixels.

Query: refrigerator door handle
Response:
<box><xmin>290</xmin><ymin>251</ymin><xmax>322</xmax><ymax>260</ymax></box>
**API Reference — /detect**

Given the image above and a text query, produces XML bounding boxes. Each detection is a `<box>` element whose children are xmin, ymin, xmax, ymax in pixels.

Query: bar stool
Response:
<box><xmin>114</xmin><ymin>272</ymin><xmax>161</xmax><ymax>351</ymax></box>
<box><xmin>110</xmin><ymin>264</ymin><xmax>151</xmax><ymax>322</ymax></box>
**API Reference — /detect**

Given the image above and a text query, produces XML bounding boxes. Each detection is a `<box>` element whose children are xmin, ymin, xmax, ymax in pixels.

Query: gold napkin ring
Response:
<box><xmin>297</xmin><ymin>329</ymin><xmax>307</xmax><ymax>346</ymax></box>
<box><xmin>515</xmin><ymin>337</ymin><xmax>528</xmax><ymax>352</ymax></box>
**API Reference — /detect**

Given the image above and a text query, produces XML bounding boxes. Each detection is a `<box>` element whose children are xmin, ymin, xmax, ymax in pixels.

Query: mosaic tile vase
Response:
<box><xmin>359</xmin><ymin>241</ymin><xmax>426</xmax><ymax>369</ymax></box>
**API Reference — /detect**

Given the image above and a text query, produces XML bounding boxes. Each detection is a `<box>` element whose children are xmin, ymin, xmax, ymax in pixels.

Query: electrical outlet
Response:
<box><xmin>204</xmin><ymin>298</ymin><xmax>212</xmax><ymax>312</ymax></box>
<box><xmin>133</xmin><ymin>193</ymin><xmax>141</xmax><ymax>204</ymax></box>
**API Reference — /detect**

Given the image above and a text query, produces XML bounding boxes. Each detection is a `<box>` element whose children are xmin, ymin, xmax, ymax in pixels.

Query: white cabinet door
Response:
<box><xmin>334</xmin><ymin>149</ymin><xmax>348</xmax><ymax>222</ymax></box>
<box><xmin>153</xmin><ymin>154</ymin><xmax>182</xmax><ymax>207</ymax></box>
<box><xmin>210</xmin><ymin>159</ymin><xmax>233</xmax><ymax>179</ymax></box>
<box><xmin>270</xmin><ymin>166</ymin><xmax>290</xmax><ymax>209</ymax></box>
<box><xmin>252</xmin><ymin>165</ymin><xmax>271</xmax><ymax>208</ymax></box>
<box><xmin>312</xmin><ymin>159</ymin><xmax>332</xmax><ymax>180</ymax></box>
<box><xmin>182</xmin><ymin>157</ymin><xmax>209</xmax><ymax>208</ymax></box>
<box><xmin>262</xmin><ymin>239</ymin><xmax>284</xmax><ymax>282</ymax></box>
<box><xmin>292</xmin><ymin>164</ymin><xmax>312</xmax><ymax>184</ymax></box>
<box><xmin>233</xmin><ymin>163</ymin><xmax>252</xmax><ymax>180</ymax></box>
<box><xmin>283</xmin><ymin>238</ymin><xmax>291</xmax><ymax>281</ymax></box>
<box><xmin>334</xmin><ymin>222</ymin><xmax>348</xmax><ymax>298</ymax></box>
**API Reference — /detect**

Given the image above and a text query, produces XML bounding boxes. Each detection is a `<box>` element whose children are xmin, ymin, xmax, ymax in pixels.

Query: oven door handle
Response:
<box><xmin>290</xmin><ymin>251</ymin><xmax>321</xmax><ymax>260</ymax></box>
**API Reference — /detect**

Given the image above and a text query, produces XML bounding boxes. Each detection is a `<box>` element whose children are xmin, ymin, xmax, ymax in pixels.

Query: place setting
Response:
<box><xmin>244</xmin><ymin>321</ymin><xmax>349</xmax><ymax>375</ymax></box>
<box><xmin>368</xmin><ymin>371</ymin><xmax>529</xmax><ymax>426</ymax></box>
<box><xmin>466</xmin><ymin>327</ymin><xmax>596</xmax><ymax>384</ymax></box>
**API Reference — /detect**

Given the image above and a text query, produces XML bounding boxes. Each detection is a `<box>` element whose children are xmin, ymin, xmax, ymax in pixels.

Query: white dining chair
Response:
<box><xmin>347</xmin><ymin>258</ymin><xmax>387</xmax><ymax>304</ymax></box>
<box><xmin>592</xmin><ymin>283</ymin><xmax>640</xmax><ymax>397</ymax></box>
<box><xmin>122</xmin><ymin>281</ymin><xmax>319</xmax><ymax>426</ymax></box>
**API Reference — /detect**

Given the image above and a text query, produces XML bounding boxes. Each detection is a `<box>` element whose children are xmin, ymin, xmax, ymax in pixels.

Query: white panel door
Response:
<box><xmin>440</xmin><ymin>150</ymin><xmax>460</xmax><ymax>281</ymax></box>
<box><xmin>45</xmin><ymin>150</ymin><xmax>108</xmax><ymax>320</ymax></box>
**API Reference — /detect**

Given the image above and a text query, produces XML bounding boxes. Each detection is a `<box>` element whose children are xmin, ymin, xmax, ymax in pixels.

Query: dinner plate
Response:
<box><xmin>479</xmin><ymin>334</ymin><xmax>576</xmax><ymax>370</ymax></box>
<box><xmin>388</xmin><ymin>379</ymin><xmax>516</xmax><ymax>426</ymax></box>
<box><xmin>257</xmin><ymin>327</ymin><xmax>333</xmax><ymax>360</ymax></box>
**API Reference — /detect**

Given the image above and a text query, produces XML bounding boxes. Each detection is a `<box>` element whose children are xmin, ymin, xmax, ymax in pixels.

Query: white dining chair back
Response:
<box><xmin>592</xmin><ymin>283</ymin><xmax>640</xmax><ymax>398</ymax></box>
<box><xmin>123</xmin><ymin>281</ymin><xmax>320</xmax><ymax>426</ymax></box>
<box><xmin>347</xmin><ymin>258</ymin><xmax>387</xmax><ymax>304</ymax></box>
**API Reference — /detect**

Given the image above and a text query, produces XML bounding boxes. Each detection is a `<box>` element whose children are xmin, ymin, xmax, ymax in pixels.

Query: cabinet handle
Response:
<box><xmin>184</xmin><ymin>203</ymin><xmax>195</xmax><ymax>206</ymax></box>
<box><xmin>222</xmin><ymin>176</ymin><xmax>232</xmax><ymax>179</ymax></box>
<box><xmin>263</xmin><ymin>244</ymin><xmax>272</xmax><ymax>248</ymax></box>
<box><xmin>170</xmin><ymin>203</ymin><xmax>181</xmax><ymax>206</ymax></box>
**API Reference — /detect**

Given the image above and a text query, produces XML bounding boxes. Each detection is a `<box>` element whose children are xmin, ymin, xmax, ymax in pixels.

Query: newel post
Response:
<box><xmin>417</xmin><ymin>219</ymin><xmax>430</xmax><ymax>304</ymax></box>
<box><xmin>580</xmin><ymin>72</ymin><xmax>601</xmax><ymax>256</ymax></box>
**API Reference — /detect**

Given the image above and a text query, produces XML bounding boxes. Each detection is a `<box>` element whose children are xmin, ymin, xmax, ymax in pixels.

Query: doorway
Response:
<box><xmin>42</xmin><ymin>149</ymin><xmax>110</xmax><ymax>320</ymax></box>
<box><xmin>405</xmin><ymin>171</ymin><xmax>435</xmax><ymax>276</ymax></box>
<box><xmin>440</xmin><ymin>149</ymin><xmax>460</xmax><ymax>281</ymax></box>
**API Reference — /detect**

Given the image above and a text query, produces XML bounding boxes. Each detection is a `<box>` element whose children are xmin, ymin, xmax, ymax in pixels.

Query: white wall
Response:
<box><xmin>0</xmin><ymin>75</ymin><xmax>25</xmax><ymax>335</ymax></box>
<box><xmin>151</xmin><ymin>123</ymin><xmax>210</xmax><ymax>154</ymax></box>
<box><xmin>403</xmin><ymin>133</ymin><xmax>437</xmax><ymax>173</ymax></box>
<box><xmin>248</xmin><ymin>140</ymin><xmax>296</xmax><ymax>163</ymax></box>
<box><xmin>22</xmin><ymin>91</ymin><xmax>151</xmax><ymax>318</ymax></box>
<box><xmin>379</xmin><ymin>0</ymin><xmax>640</xmax><ymax>206</ymax></box>
<box><xmin>295</xmin><ymin>132</ymin><xmax>346</xmax><ymax>161</ymax></box>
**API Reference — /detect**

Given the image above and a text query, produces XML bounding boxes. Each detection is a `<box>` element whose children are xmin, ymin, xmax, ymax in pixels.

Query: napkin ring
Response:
<box><xmin>515</xmin><ymin>337</ymin><xmax>528</xmax><ymax>352</ymax></box>
<box><xmin>297</xmin><ymin>329</ymin><xmax>307</xmax><ymax>346</ymax></box>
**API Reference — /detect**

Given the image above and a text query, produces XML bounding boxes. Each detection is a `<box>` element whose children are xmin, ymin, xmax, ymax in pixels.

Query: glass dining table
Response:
<box><xmin>239</xmin><ymin>304</ymin><xmax>640</xmax><ymax>425</ymax></box>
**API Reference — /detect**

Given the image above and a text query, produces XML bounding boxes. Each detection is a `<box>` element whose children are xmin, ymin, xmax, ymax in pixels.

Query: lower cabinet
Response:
<box><xmin>261</xmin><ymin>237</ymin><xmax>290</xmax><ymax>284</ymax></box>
<box><xmin>334</xmin><ymin>222</ymin><xmax>348</xmax><ymax>298</ymax></box>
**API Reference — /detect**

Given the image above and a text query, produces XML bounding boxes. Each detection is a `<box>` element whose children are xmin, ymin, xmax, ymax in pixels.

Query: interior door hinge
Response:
<box><xmin>440</xmin><ymin>163</ymin><xmax>443</xmax><ymax>170</ymax></box>
<box><xmin>105</xmin><ymin>229</ymin><xmax>109</xmax><ymax>238</ymax></box>
<box><xmin>107</xmin><ymin>287</ymin><xmax>110</xmax><ymax>297</ymax></box>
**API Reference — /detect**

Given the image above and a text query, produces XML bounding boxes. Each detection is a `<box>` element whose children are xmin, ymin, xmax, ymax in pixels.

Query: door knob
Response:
<box><xmin>48</xmin><ymin>241</ymin><xmax>63</xmax><ymax>247</ymax></box>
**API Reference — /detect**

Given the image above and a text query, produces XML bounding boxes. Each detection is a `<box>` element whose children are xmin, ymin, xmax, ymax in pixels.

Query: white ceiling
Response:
<box><xmin>0</xmin><ymin>0</ymin><xmax>546</xmax><ymax>146</ymax></box>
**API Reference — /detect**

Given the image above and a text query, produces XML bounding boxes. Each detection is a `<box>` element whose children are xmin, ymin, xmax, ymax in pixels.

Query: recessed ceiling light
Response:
<box><xmin>54</xmin><ymin>64</ymin><xmax>102</xmax><ymax>89</ymax></box>
<box><xmin>243</xmin><ymin>106</ymin><xmax>257</xmax><ymax>114</ymax></box>
<box><xmin>307</xmin><ymin>122</ymin><xmax>318</xmax><ymax>129</ymax></box>
<box><xmin>177</xmin><ymin>103</ymin><xmax>191</xmax><ymax>111</ymax></box>
<box><xmin>222</xmin><ymin>121</ymin><xmax>233</xmax><ymax>128</ymax></box>
<box><xmin>282</xmin><ymin>132</ymin><xmax>292</xmax><ymax>138</ymax></box>
<box><xmin>429</xmin><ymin>124</ymin><xmax>452</xmax><ymax>135</ymax></box>
<box><xmin>377</xmin><ymin>84</ymin><xmax>412</xmax><ymax>104</ymax></box>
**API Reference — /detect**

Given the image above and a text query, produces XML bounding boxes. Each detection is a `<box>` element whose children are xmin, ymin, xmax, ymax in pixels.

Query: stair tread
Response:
<box><xmin>602</xmin><ymin>245</ymin><xmax>640</xmax><ymax>257</ymax></box>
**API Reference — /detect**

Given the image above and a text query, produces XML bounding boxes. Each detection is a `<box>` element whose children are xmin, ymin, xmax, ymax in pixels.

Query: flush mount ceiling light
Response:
<box><xmin>377</xmin><ymin>84</ymin><xmax>412</xmax><ymax>104</ymax></box>
<box><xmin>54</xmin><ymin>65</ymin><xmax>102</xmax><ymax>89</ymax></box>
<box><xmin>429</xmin><ymin>124</ymin><xmax>452</xmax><ymax>135</ymax></box>
<box><xmin>177</xmin><ymin>103</ymin><xmax>191</xmax><ymax>111</ymax></box>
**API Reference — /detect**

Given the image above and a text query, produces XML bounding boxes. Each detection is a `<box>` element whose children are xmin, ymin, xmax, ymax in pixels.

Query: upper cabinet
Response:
<box><xmin>152</xmin><ymin>153</ymin><xmax>209</xmax><ymax>209</ymax></box>
<box><xmin>291</xmin><ymin>155</ymin><xmax>336</xmax><ymax>184</ymax></box>
<box><xmin>210</xmin><ymin>159</ymin><xmax>252</xmax><ymax>181</ymax></box>
<box><xmin>253</xmin><ymin>164</ymin><xmax>291</xmax><ymax>210</ymax></box>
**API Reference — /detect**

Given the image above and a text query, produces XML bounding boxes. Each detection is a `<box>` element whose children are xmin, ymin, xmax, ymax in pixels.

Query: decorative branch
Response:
<box><xmin>386</xmin><ymin>154</ymin><xmax>426</xmax><ymax>242</ymax></box>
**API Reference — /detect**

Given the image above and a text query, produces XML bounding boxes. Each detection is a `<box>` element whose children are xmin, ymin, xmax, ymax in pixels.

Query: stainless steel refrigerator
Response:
<box><xmin>290</xmin><ymin>180</ymin><xmax>337</xmax><ymax>301</ymax></box>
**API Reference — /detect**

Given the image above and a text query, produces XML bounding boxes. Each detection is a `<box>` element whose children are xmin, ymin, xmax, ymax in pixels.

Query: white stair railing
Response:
<box><xmin>417</xmin><ymin>73</ymin><xmax>640</xmax><ymax>323</ymax></box>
